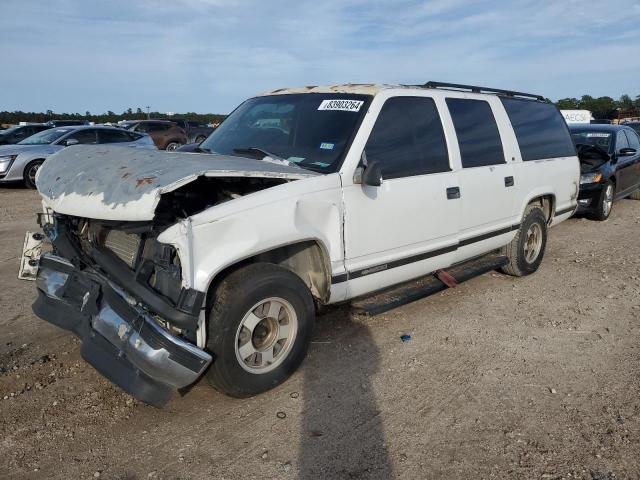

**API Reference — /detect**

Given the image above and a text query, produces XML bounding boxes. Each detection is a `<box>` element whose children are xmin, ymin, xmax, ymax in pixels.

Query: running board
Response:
<box><xmin>351</xmin><ymin>254</ymin><xmax>509</xmax><ymax>316</ymax></box>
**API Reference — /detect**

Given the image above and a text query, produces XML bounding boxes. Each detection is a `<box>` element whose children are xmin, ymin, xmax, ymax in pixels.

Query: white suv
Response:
<box><xmin>32</xmin><ymin>82</ymin><xmax>580</xmax><ymax>406</ymax></box>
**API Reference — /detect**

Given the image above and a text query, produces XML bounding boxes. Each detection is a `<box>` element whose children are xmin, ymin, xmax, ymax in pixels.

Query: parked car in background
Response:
<box><xmin>45</xmin><ymin>120</ymin><xmax>90</xmax><ymax>127</ymax></box>
<box><xmin>570</xmin><ymin>124</ymin><xmax>640</xmax><ymax>220</ymax></box>
<box><xmin>121</xmin><ymin>120</ymin><xmax>188</xmax><ymax>151</ymax></box>
<box><xmin>31</xmin><ymin>82</ymin><xmax>579</xmax><ymax>406</ymax></box>
<box><xmin>168</xmin><ymin>118</ymin><xmax>215</xmax><ymax>144</ymax></box>
<box><xmin>0</xmin><ymin>126</ymin><xmax>156</xmax><ymax>188</ymax></box>
<box><xmin>0</xmin><ymin>124</ymin><xmax>51</xmax><ymax>145</ymax></box>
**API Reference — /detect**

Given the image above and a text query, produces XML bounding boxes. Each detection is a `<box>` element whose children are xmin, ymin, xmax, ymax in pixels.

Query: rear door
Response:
<box><xmin>445</xmin><ymin>97</ymin><xmax>517</xmax><ymax>262</ymax></box>
<box><xmin>624</xmin><ymin>129</ymin><xmax>640</xmax><ymax>190</ymax></box>
<box><xmin>342</xmin><ymin>95</ymin><xmax>460</xmax><ymax>298</ymax></box>
<box><xmin>614</xmin><ymin>131</ymin><xmax>635</xmax><ymax>194</ymax></box>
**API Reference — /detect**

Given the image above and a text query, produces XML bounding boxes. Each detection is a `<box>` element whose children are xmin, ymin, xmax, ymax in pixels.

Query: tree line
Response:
<box><xmin>0</xmin><ymin>108</ymin><xmax>227</xmax><ymax>126</ymax></box>
<box><xmin>2</xmin><ymin>94</ymin><xmax>640</xmax><ymax>126</ymax></box>
<box><xmin>555</xmin><ymin>94</ymin><xmax>640</xmax><ymax>120</ymax></box>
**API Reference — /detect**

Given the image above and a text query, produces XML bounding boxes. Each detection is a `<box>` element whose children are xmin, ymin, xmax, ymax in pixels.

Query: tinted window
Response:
<box><xmin>364</xmin><ymin>97</ymin><xmax>450</xmax><ymax>179</ymax></box>
<box><xmin>446</xmin><ymin>99</ymin><xmax>505</xmax><ymax>168</ymax></box>
<box><xmin>570</xmin><ymin>130</ymin><xmax>613</xmax><ymax>152</ymax></box>
<box><xmin>615</xmin><ymin>131</ymin><xmax>630</xmax><ymax>151</ymax></box>
<box><xmin>501</xmin><ymin>98</ymin><xmax>576</xmax><ymax>161</ymax></box>
<box><xmin>66</xmin><ymin>129</ymin><xmax>97</xmax><ymax>144</ymax></box>
<box><xmin>98</xmin><ymin>129</ymin><xmax>133</xmax><ymax>143</ymax></box>
<box><xmin>624</xmin><ymin>129</ymin><xmax>640</xmax><ymax>150</ymax></box>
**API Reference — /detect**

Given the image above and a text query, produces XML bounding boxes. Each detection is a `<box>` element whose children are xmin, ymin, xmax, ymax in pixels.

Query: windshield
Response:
<box><xmin>570</xmin><ymin>130</ymin><xmax>613</xmax><ymax>152</ymax></box>
<box><xmin>199</xmin><ymin>93</ymin><xmax>371</xmax><ymax>173</ymax></box>
<box><xmin>18</xmin><ymin>128</ymin><xmax>72</xmax><ymax>145</ymax></box>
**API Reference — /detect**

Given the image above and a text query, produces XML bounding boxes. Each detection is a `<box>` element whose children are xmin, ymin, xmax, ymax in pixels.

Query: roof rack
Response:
<box><xmin>421</xmin><ymin>81</ymin><xmax>545</xmax><ymax>101</ymax></box>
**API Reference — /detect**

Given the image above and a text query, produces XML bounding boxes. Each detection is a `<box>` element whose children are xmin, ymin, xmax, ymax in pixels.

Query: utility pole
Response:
<box><xmin>146</xmin><ymin>106</ymin><xmax>150</xmax><ymax>120</ymax></box>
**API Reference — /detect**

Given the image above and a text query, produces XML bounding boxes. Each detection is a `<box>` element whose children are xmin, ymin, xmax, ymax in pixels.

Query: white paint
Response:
<box><xmin>561</xmin><ymin>110</ymin><xmax>593</xmax><ymax>124</ymax></box>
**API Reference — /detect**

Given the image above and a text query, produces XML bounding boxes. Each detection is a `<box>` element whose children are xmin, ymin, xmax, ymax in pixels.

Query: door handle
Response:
<box><xmin>504</xmin><ymin>176</ymin><xmax>515</xmax><ymax>187</ymax></box>
<box><xmin>446</xmin><ymin>186</ymin><xmax>461</xmax><ymax>199</ymax></box>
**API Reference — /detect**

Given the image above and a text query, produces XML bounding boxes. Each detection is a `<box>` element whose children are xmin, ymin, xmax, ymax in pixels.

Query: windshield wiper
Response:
<box><xmin>232</xmin><ymin>147</ymin><xmax>294</xmax><ymax>166</ymax></box>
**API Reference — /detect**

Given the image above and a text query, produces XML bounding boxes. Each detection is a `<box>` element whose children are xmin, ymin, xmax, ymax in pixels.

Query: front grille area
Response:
<box><xmin>104</xmin><ymin>230</ymin><xmax>141</xmax><ymax>268</ymax></box>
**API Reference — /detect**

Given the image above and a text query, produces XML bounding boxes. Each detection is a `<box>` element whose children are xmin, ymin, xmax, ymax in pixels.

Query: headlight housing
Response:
<box><xmin>580</xmin><ymin>172</ymin><xmax>602</xmax><ymax>185</ymax></box>
<box><xmin>0</xmin><ymin>154</ymin><xmax>17</xmax><ymax>174</ymax></box>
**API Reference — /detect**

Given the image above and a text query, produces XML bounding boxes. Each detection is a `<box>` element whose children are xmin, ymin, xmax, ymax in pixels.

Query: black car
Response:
<box><xmin>0</xmin><ymin>124</ymin><xmax>51</xmax><ymax>145</ymax></box>
<box><xmin>570</xmin><ymin>124</ymin><xmax>640</xmax><ymax>220</ymax></box>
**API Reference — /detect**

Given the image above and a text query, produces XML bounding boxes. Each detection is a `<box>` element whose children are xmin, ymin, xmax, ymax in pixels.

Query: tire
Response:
<box><xmin>195</xmin><ymin>135</ymin><xmax>206</xmax><ymax>144</ymax></box>
<box><xmin>590</xmin><ymin>181</ymin><xmax>614</xmax><ymax>221</ymax></box>
<box><xmin>205</xmin><ymin>263</ymin><xmax>315</xmax><ymax>398</ymax></box>
<box><xmin>630</xmin><ymin>188</ymin><xmax>640</xmax><ymax>200</ymax></box>
<box><xmin>165</xmin><ymin>141</ymin><xmax>182</xmax><ymax>152</ymax></box>
<box><xmin>500</xmin><ymin>205</ymin><xmax>548</xmax><ymax>277</ymax></box>
<box><xmin>23</xmin><ymin>160</ymin><xmax>44</xmax><ymax>189</ymax></box>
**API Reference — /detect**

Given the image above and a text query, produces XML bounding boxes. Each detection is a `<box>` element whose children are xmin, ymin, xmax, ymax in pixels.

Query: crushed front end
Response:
<box><xmin>33</xmin><ymin>213</ymin><xmax>212</xmax><ymax>406</ymax></box>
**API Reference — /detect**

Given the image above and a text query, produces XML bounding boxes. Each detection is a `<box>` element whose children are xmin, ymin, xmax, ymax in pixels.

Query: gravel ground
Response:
<box><xmin>1</xmin><ymin>186</ymin><xmax>639</xmax><ymax>480</ymax></box>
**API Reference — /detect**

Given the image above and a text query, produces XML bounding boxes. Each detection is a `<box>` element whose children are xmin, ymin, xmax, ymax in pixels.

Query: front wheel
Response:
<box><xmin>591</xmin><ymin>181</ymin><xmax>614</xmax><ymax>221</ymax></box>
<box><xmin>23</xmin><ymin>160</ymin><xmax>43</xmax><ymax>189</ymax></box>
<box><xmin>165</xmin><ymin>141</ymin><xmax>182</xmax><ymax>152</ymax></box>
<box><xmin>500</xmin><ymin>205</ymin><xmax>548</xmax><ymax>277</ymax></box>
<box><xmin>205</xmin><ymin>263</ymin><xmax>315</xmax><ymax>397</ymax></box>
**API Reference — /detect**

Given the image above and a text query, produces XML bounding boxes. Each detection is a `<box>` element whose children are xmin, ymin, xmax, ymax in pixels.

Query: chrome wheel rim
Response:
<box><xmin>523</xmin><ymin>223</ymin><xmax>543</xmax><ymax>263</ymax></box>
<box><xmin>166</xmin><ymin>143</ymin><xmax>179</xmax><ymax>151</ymax></box>
<box><xmin>27</xmin><ymin>163</ymin><xmax>40</xmax><ymax>185</ymax></box>
<box><xmin>603</xmin><ymin>184</ymin><xmax>613</xmax><ymax>217</ymax></box>
<box><xmin>235</xmin><ymin>297</ymin><xmax>298</xmax><ymax>374</ymax></box>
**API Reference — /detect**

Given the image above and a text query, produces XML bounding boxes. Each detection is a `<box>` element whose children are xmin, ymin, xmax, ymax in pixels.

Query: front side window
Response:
<box><xmin>65</xmin><ymin>129</ymin><xmax>98</xmax><ymax>144</ymax></box>
<box><xmin>616</xmin><ymin>131</ymin><xmax>630</xmax><ymax>152</ymax></box>
<box><xmin>199</xmin><ymin>93</ymin><xmax>371</xmax><ymax>173</ymax></box>
<box><xmin>501</xmin><ymin>98</ymin><xmax>576</xmax><ymax>161</ymax></box>
<box><xmin>446</xmin><ymin>99</ymin><xmax>505</xmax><ymax>168</ymax></box>
<box><xmin>364</xmin><ymin>96</ymin><xmax>450</xmax><ymax>179</ymax></box>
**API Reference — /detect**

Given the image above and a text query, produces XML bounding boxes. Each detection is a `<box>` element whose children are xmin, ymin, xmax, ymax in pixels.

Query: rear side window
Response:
<box><xmin>98</xmin><ymin>129</ymin><xmax>134</xmax><ymax>143</ymax></box>
<box><xmin>446</xmin><ymin>99</ymin><xmax>505</xmax><ymax>168</ymax></box>
<box><xmin>365</xmin><ymin>96</ymin><xmax>450</xmax><ymax>179</ymax></box>
<box><xmin>501</xmin><ymin>98</ymin><xmax>576</xmax><ymax>161</ymax></box>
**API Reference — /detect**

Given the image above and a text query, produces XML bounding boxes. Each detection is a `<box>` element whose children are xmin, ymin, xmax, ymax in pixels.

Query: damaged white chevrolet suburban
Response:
<box><xmin>31</xmin><ymin>82</ymin><xmax>580</xmax><ymax>406</ymax></box>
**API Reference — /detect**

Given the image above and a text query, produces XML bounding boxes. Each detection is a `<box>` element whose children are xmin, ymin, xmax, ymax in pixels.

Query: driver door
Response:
<box><xmin>342</xmin><ymin>95</ymin><xmax>460</xmax><ymax>298</ymax></box>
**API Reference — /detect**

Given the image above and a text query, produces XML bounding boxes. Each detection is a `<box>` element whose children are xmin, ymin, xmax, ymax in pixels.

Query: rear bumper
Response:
<box><xmin>33</xmin><ymin>254</ymin><xmax>212</xmax><ymax>406</ymax></box>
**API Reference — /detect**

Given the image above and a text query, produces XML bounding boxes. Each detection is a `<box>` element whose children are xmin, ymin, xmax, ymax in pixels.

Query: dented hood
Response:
<box><xmin>37</xmin><ymin>145</ymin><xmax>318</xmax><ymax>221</ymax></box>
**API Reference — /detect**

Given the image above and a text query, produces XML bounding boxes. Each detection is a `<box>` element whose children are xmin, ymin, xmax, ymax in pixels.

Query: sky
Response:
<box><xmin>1</xmin><ymin>0</ymin><xmax>639</xmax><ymax>115</ymax></box>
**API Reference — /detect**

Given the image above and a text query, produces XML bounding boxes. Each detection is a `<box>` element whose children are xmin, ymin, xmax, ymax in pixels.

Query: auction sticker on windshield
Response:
<box><xmin>318</xmin><ymin>99</ymin><xmax>364</xmax><ymax>112</ymax></box>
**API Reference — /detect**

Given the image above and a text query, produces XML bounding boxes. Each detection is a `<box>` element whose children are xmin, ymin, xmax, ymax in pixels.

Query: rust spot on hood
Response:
<box><xmin>135</xmin><ymin>176</ymin><xmax>156</xmax><ymax>187</ymax></box>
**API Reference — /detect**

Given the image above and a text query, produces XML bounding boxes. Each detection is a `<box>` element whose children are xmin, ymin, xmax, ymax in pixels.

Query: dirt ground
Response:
<box><xmin>1</xmin><ymin>186</ymin><xmax>639</xmax><ymax>480</ymax></box>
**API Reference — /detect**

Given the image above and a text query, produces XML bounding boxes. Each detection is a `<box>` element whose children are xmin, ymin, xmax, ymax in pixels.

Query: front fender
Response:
<box><xmin>157</xmin><ymin>178</ymin><xmax>344</xmax><ymax>294</ymax></box>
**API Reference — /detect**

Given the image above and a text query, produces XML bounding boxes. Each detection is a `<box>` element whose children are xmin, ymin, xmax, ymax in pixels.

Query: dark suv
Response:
<box><xmin>122</xmin><ymin>120</ymin><xmax>188</xmax><ymax>151</ymax></box>
<box><xmin>169</xmin><ymin>119</ymin><xmax>214</xmax><ymax>143</ymax></box>
<box><xmin>0</xmin><ymin>124</ymin><xmax>51</xmax><ymax>145</ymax></box>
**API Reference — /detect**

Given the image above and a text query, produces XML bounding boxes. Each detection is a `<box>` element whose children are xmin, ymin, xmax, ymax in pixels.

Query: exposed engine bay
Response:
<box><xmin>576</xmin><ymin>144</ymin><xmax>610</xmax><ymax>173</ymax></box>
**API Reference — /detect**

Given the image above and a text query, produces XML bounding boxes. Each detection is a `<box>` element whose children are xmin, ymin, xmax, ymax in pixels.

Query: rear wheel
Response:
<box><xmin>23</xmin><ymin>160</ymin><xmax>43</xmax><ymax>189</ymax></box>
<box><xmin>165</xmin><ymin>141</ymin><xmax>182</xmax><ymax>151</ymax></box>
<box><xmin>591</xmin><ymin>181</ymin><xmax>614</xmax><ymax>221</ymax></box>
<box><xmin>500</xmin><ymin>205</ymin><xmax>547</xmax><ymax>277</ymax></box>
<box><xmin>205</xmin><ymin>263</ymin><xmax>315</xmax><ymax>397</ymax></box>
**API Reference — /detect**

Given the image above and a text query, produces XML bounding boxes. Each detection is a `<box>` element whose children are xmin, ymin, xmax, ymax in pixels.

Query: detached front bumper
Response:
<box><xmin>32</xmin><ymin>254</ymin><xmax>212</xmax><ymax>407</ymax></box>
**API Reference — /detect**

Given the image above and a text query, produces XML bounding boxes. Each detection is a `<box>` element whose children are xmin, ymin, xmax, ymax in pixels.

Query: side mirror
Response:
<box><xmin>619</xmin><ymin>147</ymin><xmax>637</xmax><ymax>156</ymax></box>
<box><xmin>362</xmin><ymin>160</ymin><xmax>383</xmax><ymax>187</ymax></box>
<box><xmin>64</xmin><ymin>138</ymin><xmax>79</xmax><ymax>147</ymax></box>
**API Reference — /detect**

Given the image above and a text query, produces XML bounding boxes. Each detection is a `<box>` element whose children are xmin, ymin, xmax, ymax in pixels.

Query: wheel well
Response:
<box><xmin>206</xmin><ymin>240</ymin><xmax>331</xmax><ymax>308</ymax></box>
<box><xmin>526</xmin><ymin>195</ymin><xmax>554</xmax><ymax>223</ymax></box>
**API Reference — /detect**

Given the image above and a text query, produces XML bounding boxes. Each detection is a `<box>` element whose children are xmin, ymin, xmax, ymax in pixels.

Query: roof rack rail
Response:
<box><xmin>421</xmin><ymin>81</ymin><xmax>545</xmax><ymax>101</ymax></box>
